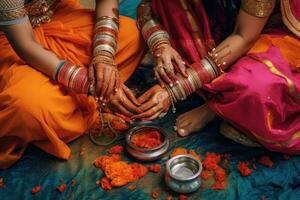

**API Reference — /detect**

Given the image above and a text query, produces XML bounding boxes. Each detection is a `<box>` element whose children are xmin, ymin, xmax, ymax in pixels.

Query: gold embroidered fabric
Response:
<box><xmin>241</xmin><ymin>0</ymin><xmax>276</xmax><ymax>18</ymax></box>
<box><xmin>0</xmin><ymin>0</ymin><xmax>59</xmax><ymax>27</ymax></box>
<box><xmin>26</xmin><ymin>0</ymin><xmax>59</xmax><ymax>27</ymax></box>
<box><xmin>0</xmin><ymin>0</ymin><xmax>27</xmax><ymax>23</ymax></box>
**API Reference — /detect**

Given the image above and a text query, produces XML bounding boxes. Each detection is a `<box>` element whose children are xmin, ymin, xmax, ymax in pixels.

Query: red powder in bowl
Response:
<box><xmin>131</xmin><ymin>129</ymin><xmax>163</xmax><ymax>149</ymax></box>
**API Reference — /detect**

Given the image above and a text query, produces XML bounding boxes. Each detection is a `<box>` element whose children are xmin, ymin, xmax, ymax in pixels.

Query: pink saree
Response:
<box><xmin>152</xmin><ymin>0</ymin><xmax>300</xmax><ymax>154</ymax></box>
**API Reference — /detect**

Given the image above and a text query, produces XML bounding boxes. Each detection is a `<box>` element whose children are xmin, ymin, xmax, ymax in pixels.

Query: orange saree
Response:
<box><xmin>0</xmin><ymin>0</ymin><xmax>144</xmax><ymax>169</ymax></box>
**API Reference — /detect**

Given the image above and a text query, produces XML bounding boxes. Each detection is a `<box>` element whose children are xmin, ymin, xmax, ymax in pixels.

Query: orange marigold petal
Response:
<box><xmin>170</xmin><ymin>148</ymin><xmax>188</xmax><ymax>158</ymax></box>
<box><xmin>56</xmin><ymin>183</ymin><xmax>67</xmax><ymax>193</ymax></box>
<box><xmin>108</xmin><ymin>145</ymin><xmax>124</xmax><ymax>154</ymax></box>
<box><xmin>258</xmin><ymin>156</ymin><xmax>274</xmax><ymax>168</ymax></box>
<box><xmin>149</xmin><ymin>164</ymin><xmax>161</xmax><ymax>173</ymax></box>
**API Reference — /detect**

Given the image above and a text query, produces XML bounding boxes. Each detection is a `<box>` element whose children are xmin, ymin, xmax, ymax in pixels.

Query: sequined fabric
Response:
<box><xmin>241</xmin><ymin>0</ymin><xmax>276</xmax><ymax>17</ymax></box>
<box><xmin>0</xmin><ymin>0</ymin><xmax>59</xmax><ymax>27</ymax></box>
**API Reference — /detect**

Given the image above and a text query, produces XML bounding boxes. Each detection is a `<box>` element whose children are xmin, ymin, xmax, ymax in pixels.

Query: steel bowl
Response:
<box><xmin>125</xmin><ymin>126</ymin><xmax>169</xmax><ymax>161</ymax></box>
<box><xmin>165</xmin><ymin>154</ymin><xmax>202</xmax><ymax>193</ymax></box>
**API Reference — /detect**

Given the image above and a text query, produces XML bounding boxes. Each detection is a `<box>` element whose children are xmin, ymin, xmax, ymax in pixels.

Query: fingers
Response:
<box><xmin>132</xmin><ymin>106</ymin><xmax>162</xmax><ymax>120</ymax></box>
<box><xmin>157</xmin><ymin>66</ymin><xmax>173</xmax><ymax>86</ymax></box>
<box><xmin>164</xmin><ymin>62</ymin><xmax>178</xmax><ymax>82</ymax></box>
<box><xmin>174</xmin><ymin>55</ymin><xmax>187</xmax><ymax>77</ymax></box>
<box><xmin>154</xmin><ymin>70</ymin><xmax>164</xmax><ymax>87</ymax></box>
<box><xmin>120</xmin><ymin>92</ymin><xmax>142</xmax><ymax>114</ymax></box>
<box><xmin>139</xmin><ymin>98</ymin><xmax>158</xmax><ymax>112</ymax></box>
<box><xmin>137</xmin><ymin>88</ymin><xmax>153</xmax><ymax>104</ymax></box>
<box><xmin>122</xmin><ymin>85</ymin><xmax>141</xmax><ymax>106</ymax></box>
<box><xmin>154</xmin><ymin>59</ymin><xmax>165</xmax><ymax>87</ymax></box>
<box><xmin>88</xmin><ymin>65</ymin><xmax>96</xmax><ymax>95</ymax></box>
<box><xmin>115</xmin><ymin>70</ymin><xmax>120</xmax><ymax>93</ymax></box>
<box><xmin>96</xmin><ymin>67</ymin><xmax>104</xmax><ymax>100</ymax></box>
<box><xmin>100</xmin><ymin>67</ymin><xmax>110</xmax><ymax>101</ymax></box>
<box><xmin>105</xmin><ymin>70</ymin><xmax>115</xmax><ymax>102</ymax></box>
<box><xmin>111</xmin><ymin>100</ymin><xmax>134</xmax><ymax>117</ymax></box>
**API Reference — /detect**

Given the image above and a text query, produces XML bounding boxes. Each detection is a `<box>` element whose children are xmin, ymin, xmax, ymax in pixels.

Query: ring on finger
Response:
<box><xmin>158</xmin><ymin>112</ymin><xmax>167</xmax><ymax>118</ymax></box>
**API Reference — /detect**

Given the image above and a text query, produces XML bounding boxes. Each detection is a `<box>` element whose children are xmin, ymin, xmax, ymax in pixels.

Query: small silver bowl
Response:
<box><xmin>126</xmin><ymin>126</ymin><xmax>169</xmax><ymax>161</ymax></box>
<box><xmin>165</xmin><ymin>154</ymin><xmax>202</xmax><ymax>193</ymax></box>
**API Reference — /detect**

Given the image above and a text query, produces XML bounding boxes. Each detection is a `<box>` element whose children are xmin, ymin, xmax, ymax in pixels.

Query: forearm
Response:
<box><xmin>3</xmin><ymin>23</ymin><xmax>88</xmax><ymax>94</ymax></box>
<box><xmin>12</xmin><ymin>40</ymin><xmax>60</xmax><ymax>76</ymax></box>
<box><xmin>95</xmin><ymin>0</ymin><xmax>118</xmax><ymax>17</ymax></box>
<box><xmin>137</xmin><ymin>0</ymin><xmax>170</xmax><ymax>52</ymax></box>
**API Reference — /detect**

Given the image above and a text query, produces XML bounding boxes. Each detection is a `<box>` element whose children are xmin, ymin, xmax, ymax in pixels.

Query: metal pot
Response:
<box><xmin>126</xmin><ymin>126</ymin><xmax>169</xmax><ymax>161</ymax></box>
<box><xmin>165</xmin><ymin>154</ymin><xmax>202</xmax><ymax>193</ymax></box>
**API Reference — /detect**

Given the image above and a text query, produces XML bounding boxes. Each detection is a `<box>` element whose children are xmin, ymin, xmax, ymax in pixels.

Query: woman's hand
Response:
<box><xmin>89</xmin><ymin>62</ymin><xmax>119</xmax><ymax>102</ymax></box>
<box><xmin>108</xmin><ymin>84</ymin><xmax>142</xmax><ymax>117</ymax></box>
<box><xmin>132</xmin><ymin>84</ymin><xmax>171</xmax><ymax>121</ymax></box>
<box><xmin>154</xmin><ymin>44</ymin><xmax>187</xmax><ymax>86</ymax></box>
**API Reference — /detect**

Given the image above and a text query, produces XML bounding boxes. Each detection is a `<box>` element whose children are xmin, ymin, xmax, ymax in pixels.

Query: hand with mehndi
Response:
<box><xmin>132</xmin><ymin>85</ymin><xmax>171</xmax><ymax>121</ymax></box>
<box><xmin>153</xmin><ymin>44</ymin><xmax>187</xmax><ymax>87</ymax></box>
<box><xmin>107</xmin><ymin>84</ymin><xmax>142</xmax><ymax>117</ymax></box>
<box><xmin>89</xmin><ymin>62</ymin><xmax>119</xmax><ymax>104</ymax></box>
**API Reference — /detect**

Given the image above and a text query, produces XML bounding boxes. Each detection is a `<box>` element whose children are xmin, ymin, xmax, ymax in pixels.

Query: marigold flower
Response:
<box><xmin>108</xmin><ymin>145</ymin><xmax>123</xmax><ymax>154</ymax></box>
<box><xmin>258</xmin><ymin>156</ymin><xmax>273</xmax><ymax>168</ymax></box>
<box><xmin>237</xmin><ymin>161</ymin><xmax>253</xmax><ymax>177</ymax></box>
<box><xmin>31</xmin><ymin>185</ymin><xmax>42</xmax><ymax>194</ymax></box>
<box><xmin>56</xmin><ymin>183</ymin><xmax>67</xmax><ymax>193</ymax></box>
<box><xmin>149</xmin><ymin>164</ymin><xmax>161</xmax><ymax>173</ymax></box>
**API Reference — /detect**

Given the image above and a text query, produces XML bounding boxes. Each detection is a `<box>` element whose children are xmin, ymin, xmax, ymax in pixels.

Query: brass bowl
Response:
<box><xmin>125</xmin><ymin>126</ymin><xmax>169</xmax><ymax>161</ymax></box>
<box><xmin>165</xmin><ymin>154</ymin><xmax>202</xmax><ymax>193</ymax></box>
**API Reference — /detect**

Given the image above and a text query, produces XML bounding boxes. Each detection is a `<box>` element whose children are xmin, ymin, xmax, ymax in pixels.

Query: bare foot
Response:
<box><xmin>175</xmin><ymin>104</ymin><xmax>216</xmax><ymax>137</ymax></box>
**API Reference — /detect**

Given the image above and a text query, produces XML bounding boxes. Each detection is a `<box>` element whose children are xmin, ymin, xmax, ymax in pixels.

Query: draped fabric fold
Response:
<box><xmin>151</xmin><ymin>0</ymin><xmax>300</xmax><ymax>154</ymax></box>
<box><xmin>0</xmin><ymin>0</ymin><xmax>144</xmax><ymax>169</ymax></box>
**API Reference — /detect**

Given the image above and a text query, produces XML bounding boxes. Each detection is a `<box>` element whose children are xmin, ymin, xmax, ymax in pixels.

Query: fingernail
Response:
<box><xmin>212</xmin><ymin>48</ymin><xmax>216</xmax><ymax>52</ymax></box>
<box><xmin>173</xmin><ymin>126</ymin><xmax>178</xmax><ymax>131</ymax></box>
<box><xmin>214</xmin><ymin>53</ymin><xmax>218</xmax><ymax>57</ymax></box>
<box><xmin>222</xmin><ymin>62</ymin><xmax>227</xmax><ymax>66</ymax></box>
<box><xmin>169</xmin><ymin>83</ymin><xmax>173</xmax><ymax>87</ymax></box>
<box><xmin>182</xmin><ymin>61</ymin><xmax>186</xmax><ymax>65</ymax></box>
<box><xmin>178</xmin><ymin>129</ymin><xmax>185</xmax><ymax>135</ymax></box>
<box><xmin>99</xmin><ymin>96</ymin><xmax>103</xmax><ymax>101</ymax></box>
<box><xmin>176</xmin><ymin>80</ymin><xmax>180</xmax><ymax>84</ymax></box>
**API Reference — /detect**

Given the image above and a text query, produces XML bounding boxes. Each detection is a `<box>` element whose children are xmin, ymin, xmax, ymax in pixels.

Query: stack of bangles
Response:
<box><xmin>90</xmin><ymin>15</ymin><xmax>119</xmax><ymax>71</ymax></box>
<box><xmin>165</xmin><ymin>56</ymin><xmax>224</xmax><ymax>113</ymax></box>
<box><xmin>53</xmin><ymin>60</ymin><xmax>89</xmax><ymax>94</ymax></box>
<box><xmin>139</xmin><ymin>18</ymin><xmax>170</xmax><ymax>54</ymax></box>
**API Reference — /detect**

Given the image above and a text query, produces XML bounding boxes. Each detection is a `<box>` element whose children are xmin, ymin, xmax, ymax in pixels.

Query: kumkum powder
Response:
<box><xmin>149</xmin><ymin>164</ymin><xmax>161</xmax><ymax>173</ymax></box>
<box><xmin>258</xmin><ymin>156</ymin><xmax>274</xmax><ymax>168</ymax></box>
<box><xmin>237</xmin><ymin>161</ymin><xmax>253</xmax><ymax>177</ymax></box>
<box><xmin>131</xmin><ymin>129</ymin><xmax>163</xmax><ymax>148</ymax></box>
<box><xmin>31</xmin><ymin>185</ymin><xmax>42</xmax><ymax>194</ymax></box>
<box><xmin>56</xmin><ymin>183</ymin><xmax>67</xmax><ymax>193</ymax></box>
